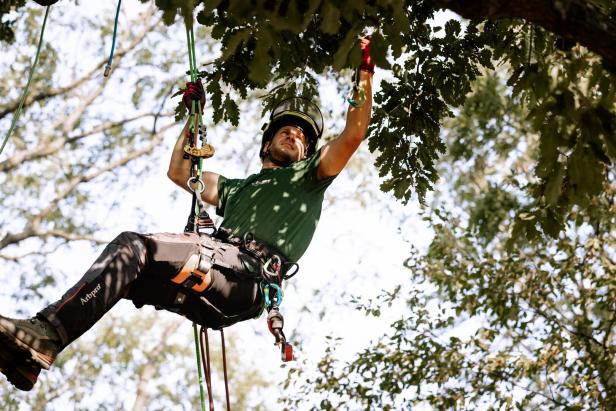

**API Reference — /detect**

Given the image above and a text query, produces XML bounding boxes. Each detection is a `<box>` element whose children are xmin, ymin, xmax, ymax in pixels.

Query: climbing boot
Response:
<box><xmin>0</xmin><ymin>351</ymin><xmax>41</xmax><ymax>392</ymax></box>
<box><xmin>0</xmin><ymin>315</ymin><xmax>61</xmax><ymax>372</ymax></box>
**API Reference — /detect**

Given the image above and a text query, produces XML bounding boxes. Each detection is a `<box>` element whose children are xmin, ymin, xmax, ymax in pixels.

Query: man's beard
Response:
<box><xmin>267</xmin><ymin>145</ymin><xmax>299</xmax><ymax>167</ymax></box>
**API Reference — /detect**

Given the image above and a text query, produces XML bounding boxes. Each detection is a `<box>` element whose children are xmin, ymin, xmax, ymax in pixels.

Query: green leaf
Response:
<box><xmin>221</xmin><ymin>29</ymin><xmax>250</xmax><ymax>61</ymax></box>
<box><xmin>223</xmin><ymin>94</ymin><xmax>240</xmax><ymax>126</ymax></box>
<box><xmin>444</xmin><ymin>19</ymin><xmax>461</xmax><ymax>38</ymax></box>
<box><xmin>174</xmin><ymin>100</ymin><xmax>187</xmax><ymax>122</ymax></box>
<box><xmin>543</xmin><ymin>162</ymin><xmax>564</xmax><ymax>205</ymax></box>
<box><xmin>201</xmin><ymin>0</ymin><xmax>223</xmax><ymax>16</ymax></box>
<box><xmin>371</xmin><ymin>31</ymin><xmax>391</xmax><ymax>70</ymax></box>
<box><xmin>536</xmin><ymin>130</ymin><xmax>559</xmax><ymax>178</ymax></box>
<box><xmin>249</xmin><ymin>29</ymin><xmax>272</xmax><ymax>85</ymax></box>
<box><xmin>567</xmin><ymin>143</ymin><xmax>604</xmax><ymax>206</ymax></box>
<box><xmin>519</xmin><ymin>212</ymin><xmax>536</xmax><ymax>221</ymax></box>
<box><xmin>162</xmin><ymin>9</ymin><xmax>177</xmax><ymax>26</ymax></box>
<box><xmin>540</xmin><ymin>208</ymin><xmax>562</xmax><ymax>238</ymax></box>
<box><xmin>603</xmin><ymin>133</ymin><xmax>616</xmax><ymax>160</ymax></box>
<box><xmin>211</xmin><ymin>23</ymin><xmax>226</xmax><ymax>40</ymax></box>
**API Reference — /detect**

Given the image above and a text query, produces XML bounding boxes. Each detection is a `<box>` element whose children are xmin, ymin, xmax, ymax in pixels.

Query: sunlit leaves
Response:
<box><xmin>286</xmin><ymin>191</ymin><xmax>616</xmax><ymax>408</ymax></box>
<box><xmin>7</xmin><ymin>0</ymin><xmax>615</xmax><ymax>239</ymax></box>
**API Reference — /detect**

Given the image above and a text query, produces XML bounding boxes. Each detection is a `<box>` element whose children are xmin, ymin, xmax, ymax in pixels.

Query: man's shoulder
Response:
<box><xmin>292</xmin><ymin>148</ymin><xmax>322</xmax><ymax>171</ymax></box>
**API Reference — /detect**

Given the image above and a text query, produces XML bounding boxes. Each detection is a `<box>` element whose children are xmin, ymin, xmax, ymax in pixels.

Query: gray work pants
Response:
<box><xmin>39</xmin><ymin>232</ymin><xmax>263</xmax><ymax>349</ymax></box>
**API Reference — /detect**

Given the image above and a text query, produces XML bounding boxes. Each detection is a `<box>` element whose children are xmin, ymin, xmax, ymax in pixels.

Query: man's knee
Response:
<box><xmin>111</xmin><ymin>231</ymin><xmax>141</xmax><ymax>244</ymax></box>
<box><xmin>110</xmin><ymin>231</ymin><xmax>147</xmax><ymax>265</ymax></box>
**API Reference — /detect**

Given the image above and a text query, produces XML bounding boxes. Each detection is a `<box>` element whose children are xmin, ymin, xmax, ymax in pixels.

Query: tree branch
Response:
<box><xmin>435</xmin><ymin>0</ymin><xmax>616</xmax><ymax>70</ymax></box>
<box><xmin>36</xmin><ymin>230</ymin><xmax>106</xmax><ymax>245</ymax></box>
<box><xmin>0</xmin><ymin>112</ymin><xmax>172</xmax><ymax>173</ymax></box>
<box><xmin>529</xmin><ymin>303</ymin><xmax>605</xmax><ymax>351</ymax></box>
<box><xmin>130</xmin><ymin>320</ymin><xmax>183</xmax><ymax>411</ymax></box>
<box><xmin>0</xmin><ymin>239</ymin><xmax>70</xmax><ymax>261</ymax></box>
<box><xmin>0</xmin><ymin>122</ymin><xmax>175</xmax><ymax>251</ymax></box>
<box><xmin>0</xmin><ymin>5</ymin><xmax>160</xmax><ymax>121</ymax></box>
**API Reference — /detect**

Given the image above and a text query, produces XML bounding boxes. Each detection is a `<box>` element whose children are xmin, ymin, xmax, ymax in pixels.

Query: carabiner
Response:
<box><xmin>282</xmin><ymin>262</ymin><xmax>299</xmax><ymax>280</ymax></box>
<box><xmin>347</xmin><ymin>68</ymin><xmax>366</xmax><ymax>108</ymax></box>
<box><xmin>187</xmin><ymin>176</ymin><xmax>205</xmax><ymax>194</ymax></box>
<box><xmin>263</xmin><ymin>255</ymin><xmax>282</xmax><ymax>281</ymax></box>
<box><xmin>242</xmin><ymin>232</ymin><xmax>255</xmax><ymax>246</ymax></box>
<box><xmin>262</xmin><ymin>282</ymin><xmax>283</xmax><ymax>309</ymax></box>
<box><xmin>347</xmin><ymin>86</ymin><xmax>366</xmax><ymax>108</ymax></box>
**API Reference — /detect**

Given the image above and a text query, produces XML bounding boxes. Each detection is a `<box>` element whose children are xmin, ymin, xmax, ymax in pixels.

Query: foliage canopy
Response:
<box><xmin>281</xmin><ymin>72</ymin><xmax>616</xmax><ymax>411</ymax></box>
<box><xmin>3</xmin><ymin>1</ymin><xmax>615</xmax><ymax>241</ymax></box>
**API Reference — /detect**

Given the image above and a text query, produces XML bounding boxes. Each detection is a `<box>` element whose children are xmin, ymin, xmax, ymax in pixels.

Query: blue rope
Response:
<box><xmin>1</xmin><ymin>6</ymin><xmax>51</xmax><ymax>156</ymax></box>
<box><xmin>104</xmin><ymin>0</ymin><xmax>122</xmax><ymax>77</ymax></box>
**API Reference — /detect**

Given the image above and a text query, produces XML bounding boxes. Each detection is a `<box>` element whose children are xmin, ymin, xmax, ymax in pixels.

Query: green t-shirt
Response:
<box><xmin>216</xmin><ymin>149</ymin><xmax>335</xmax><ymax>261</ymax></box>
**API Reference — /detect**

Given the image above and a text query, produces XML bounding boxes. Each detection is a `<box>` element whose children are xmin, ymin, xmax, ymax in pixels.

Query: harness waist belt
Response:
<box><xmin>213</xmin><ymin>227</ymin><xmax>290</xmax><ymax>265</ymax></box>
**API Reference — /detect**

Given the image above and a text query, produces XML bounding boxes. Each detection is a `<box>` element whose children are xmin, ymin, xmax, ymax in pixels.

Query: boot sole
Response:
<box><xmin>0</xmin><ymin>339</ymin><xmax>39</xmax><ymax>391</ymax></box>
<box><xmin>0</xmin><ymin>322</ymin><xmax>54</xmax><ymax>370</ymax></box>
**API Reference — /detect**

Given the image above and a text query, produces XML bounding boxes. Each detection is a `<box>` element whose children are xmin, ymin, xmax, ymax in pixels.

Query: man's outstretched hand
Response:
<box><xmin>359</xmin><ymin>36</ymin><xmax>375</xmax><ymax>74</ymax></box>
<box><xmin>183</xmin><ymin>80</ymin><xmax>206</xmax><ymax>112</ymax></box>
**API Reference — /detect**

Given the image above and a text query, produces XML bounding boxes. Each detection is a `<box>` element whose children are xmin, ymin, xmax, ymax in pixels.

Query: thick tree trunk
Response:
<box><xmin>436</xmin><ymin>0</ymin><xmax>616</xmax><ymax>70</ymax></box>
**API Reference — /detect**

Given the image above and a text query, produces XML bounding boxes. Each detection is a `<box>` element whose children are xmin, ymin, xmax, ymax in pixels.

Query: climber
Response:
<box><xmin>0</xmin><ymin>37</ymin><xmax>374</xmax><ymax>391</ymax></box>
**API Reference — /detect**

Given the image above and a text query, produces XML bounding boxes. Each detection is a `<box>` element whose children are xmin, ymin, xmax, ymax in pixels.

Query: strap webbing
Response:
<box><xmin>1</xmin><ymin>6</ymin><xmax>51</xmax><ymax>156</ymax></box>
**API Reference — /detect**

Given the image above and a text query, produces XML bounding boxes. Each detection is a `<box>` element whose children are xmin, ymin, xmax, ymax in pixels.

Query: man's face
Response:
<box><xmin>265</xmin><ymin>125</ymin><xmax>307</xmax><ymax>163</ymax></box>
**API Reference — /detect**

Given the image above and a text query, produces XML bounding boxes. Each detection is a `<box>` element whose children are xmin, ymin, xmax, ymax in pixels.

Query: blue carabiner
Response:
<box><xmin>263</xmin><ymin>283</ymin><xmax>283</xmax><ymax>308</ymax></box>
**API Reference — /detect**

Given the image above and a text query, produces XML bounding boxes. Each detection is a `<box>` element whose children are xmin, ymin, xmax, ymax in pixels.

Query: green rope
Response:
<box><xmin>186</xmin><ymin>14</ymin><xmax>208</xmax><ymax>411</ymax></box>
<box><xmin>104</xmin><ymin>0</ymin><xmax>122</xmax><ymax>77</ymax></box>
<box><xmin>185</xmin><ymin>24</ymin><xmax>204</xmax><ymax>216</ymax></box>
<box><xmin>1</xmin><ymin>6</ymin><xmax>51</xmax><ymax>156</ymax></box>
<box><xmin>190</xmin><ymin>27</ymin><xmax>198</xmax><ymax>79</ymax></box>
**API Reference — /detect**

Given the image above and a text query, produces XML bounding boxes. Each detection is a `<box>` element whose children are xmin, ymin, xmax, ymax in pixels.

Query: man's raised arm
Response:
<box><xmin>317</xmin><ymin>37</ymin><xmax>374</xmax><ymax>180</ymax></box>
<box><xmin>167</xmin><ymin>81</ymin><xmax>220</xmax><ymax>207</ymax></box>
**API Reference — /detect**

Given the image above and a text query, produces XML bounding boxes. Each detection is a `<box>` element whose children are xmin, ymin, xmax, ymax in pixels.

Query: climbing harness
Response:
<box><xmin>104</xmin><ymin>0</ymin><xmax>122</xmax><ymax>77</ymax></box>
<box><xmin>1</xmin><ymin>5</ymin><xmax>52</xmax><ymax>156</ymax></box>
